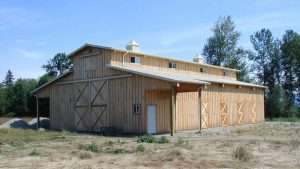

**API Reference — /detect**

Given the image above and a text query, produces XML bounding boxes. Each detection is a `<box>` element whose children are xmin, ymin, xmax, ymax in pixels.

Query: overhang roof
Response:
<box><xmin>108</xmin><ymin>64</ymin><xmax>266</xmax><ymax>89</ymax></box>
<box><xmin>108</xmin><ymin>64</ymin><xmax>208</xmax><ymax>85</ymax></box>
<box><xmin>31</xmin><ymin>71</ymin><xmax>72</xmax><ymax>95</ymax></box>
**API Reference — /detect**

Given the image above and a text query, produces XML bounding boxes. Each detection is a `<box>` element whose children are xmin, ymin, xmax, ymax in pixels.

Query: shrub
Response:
<box><xmin>157</xmin><ymin>136</ymin><xmax>170</xmax><ymax>144</ymax></box>
<box><xmin>78</xmin><ymin>142</ymin><xmax>99</xmax><ymax>153</ymax></box>
<box><xmin>137</xmin><ymin>135</ymin><xmax>156</xmax><ymax>143</ymax></box>
<box><xmin>137</xmin><ymin>135</ymin><xmax>170</xmax><ymax>144</ymax></box>
<box><xmin>233</xmin><ymin>145</ymin><xmax>252</xmax><ymax>162</ymax></box>
<box><xmin>104</xmin><ymin>140</ymin><xmax>114</xmax><ymax>146</ymax></box>
<box><xmin>136</xmin><ymin>144</ymin><xmax>145</xmax><ymax>152</ymax></box>
<box><xmin>112</xmin><ymin>148</ymin><xmax>128</xmax><ymax>154</ymax></box>
<box><xmin>29</xmin><ymin>149</ymin><xmax>39</xmax><ymax>156</ymax></box>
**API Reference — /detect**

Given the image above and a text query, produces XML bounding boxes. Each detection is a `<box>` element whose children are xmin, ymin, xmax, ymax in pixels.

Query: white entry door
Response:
<box><xmin>147</xmin><ymin>105</ymin><xmax>156</xmax><ymax>134</ymax></box>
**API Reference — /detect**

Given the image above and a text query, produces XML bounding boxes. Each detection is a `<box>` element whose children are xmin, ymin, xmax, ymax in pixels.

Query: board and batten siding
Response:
<box><xmin>175</xmin><ymin>91</ymin><xmax>200</xmax><ymax>131</ymax></box>
<box><xmin>110</xmin><ymin>50</ymin><xmax>237</xmax><ymax>80</ymax></box>
<box><xmin>201</xmin><ymin>84</ymin><xmax>264</xmax><ymax>129</ymax></box>
<box><xmin>108</xmin><ymin>75</ymin><xmax>172</xmax><ymax>133</ymax></box>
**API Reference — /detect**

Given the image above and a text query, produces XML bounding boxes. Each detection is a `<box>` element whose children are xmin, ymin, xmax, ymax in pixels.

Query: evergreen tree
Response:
<box><xmin>203</xmin><ymin>16</ymin><xmax>249</xmax><ymax>81</ymax></box>
<box><xmin>3</xmin><ymin>70</ymin><xmax>14</xmax><ymax>86</ymax></box>
<box><xmin>250</xmin><ymin>29</ymin><xmax>284</xmax><ymax>118</ymax></box>
<box><xmin>250</xmin><ymin>28</ymin><xmax>280</xmax><ymax>87</ymax></box>
<box><xmin>281</xmin><ymin>30</ymin><xmax>300</xmax><ymax>114</ymax></box>
<box><xmin>266</xmin><ymin>85</ymin><xmax>287</xmax><ymax>118</ymax></box>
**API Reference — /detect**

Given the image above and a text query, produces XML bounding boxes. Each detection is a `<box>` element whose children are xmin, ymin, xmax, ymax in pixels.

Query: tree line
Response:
<box><xmin>0</xmin><ymin>53</ymin><xmax>71</xmax><ymax>116</ymax></box>
<box><xmin>203</xmin><ymin>16</ymin><xmax>300</xmax><ymax>119</ymax></box>
<box><xmin>0</xmin><ymin>16</ymin><xmax>299</xmax><ymax>119</ymax></box>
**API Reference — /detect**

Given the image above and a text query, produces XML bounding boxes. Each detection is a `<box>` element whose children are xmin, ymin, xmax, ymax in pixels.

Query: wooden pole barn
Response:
<box><xmin>32</xmin><ymin>43</ymin><xmax>265</xmax><ymax>135</ymax></box>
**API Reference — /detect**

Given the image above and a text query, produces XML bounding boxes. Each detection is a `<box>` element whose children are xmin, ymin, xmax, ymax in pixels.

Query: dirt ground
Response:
<box><xmin>0</xmin><ymin>122</ymin><xmax>299</xmax><ymax>169</ymax></box>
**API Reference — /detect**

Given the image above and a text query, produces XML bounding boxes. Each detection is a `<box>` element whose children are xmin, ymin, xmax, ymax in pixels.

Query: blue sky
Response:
<box><xmin>0</xmin><ymin>0</ymin><xmax>299</xmax><ymax>79</ymax></box>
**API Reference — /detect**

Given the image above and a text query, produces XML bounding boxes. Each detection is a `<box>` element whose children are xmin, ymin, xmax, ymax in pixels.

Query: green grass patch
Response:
<box><xmin>267</xmin><ymin>117</ymin><xmax>300</xmax><ymax>122</ymax></box>
<box><xmin>0</xmin><ymin>128</ymin><xmax>71</xmax><ymax>145</ymax></box>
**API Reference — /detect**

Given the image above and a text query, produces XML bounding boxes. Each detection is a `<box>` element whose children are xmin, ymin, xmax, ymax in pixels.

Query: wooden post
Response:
<box><xmin>198</xmin><ymin>86</ymin><xmax>202</xmax><ymax>133</ymax></box>
<box><xmin>170</xmin><ymin>86</ymin><xmax>176</xmax><ymax>136</ymax></box>
<box><xmin>36</xmin><ymin>96</ymin><xmax>40</xmax><ymax>129</ymax></box>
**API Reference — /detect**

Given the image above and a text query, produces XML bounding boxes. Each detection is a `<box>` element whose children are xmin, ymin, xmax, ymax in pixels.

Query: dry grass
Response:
<box><xmin>233</xmin><ymin>145</ymin><xmax>252</xmax><ymax>162</ymax></box>
<box><xmin>0</xmin><ymin>122</ymin><xmax>300</xmax><ymax>169</ymax></box>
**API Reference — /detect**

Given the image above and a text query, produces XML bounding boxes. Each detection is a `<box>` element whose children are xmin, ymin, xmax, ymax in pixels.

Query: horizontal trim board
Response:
<box><xmin>57</xmin><ymin>74</ymin><xmax>132</xmax><ymax>85</ymax></box>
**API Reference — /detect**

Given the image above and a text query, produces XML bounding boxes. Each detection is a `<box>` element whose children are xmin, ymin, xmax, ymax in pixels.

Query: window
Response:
<box><xmin>200</xmin><ymin>67</ymin><xmax>204</xmax><ymax>72</ymax></box>
<box><xmin>130</xmin><ymin>56</ymin><xmax>141</xmax><ymax>64</ymax></box>
<box><xmin>168</xmin><ymin>62</ymin><xmax>176</xmax><ymax>68</ymax></box>
<box><xmin>133</xmin><ymin>103</ymin><xmax>142</xmax><ymax>114</ymax></box>
<box><xmin>223</xmin><ymin>71</ymin><xmax>227</xmax><ymax>76</ymax></box>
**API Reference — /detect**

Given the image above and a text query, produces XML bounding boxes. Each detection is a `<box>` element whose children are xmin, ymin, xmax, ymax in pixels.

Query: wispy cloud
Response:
<box><xmin>16</xmin><ymin>49</ymin><xmax>46</xmax><ymax>60</ymax></box>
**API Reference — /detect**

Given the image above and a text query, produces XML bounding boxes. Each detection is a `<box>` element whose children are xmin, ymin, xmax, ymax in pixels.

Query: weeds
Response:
<box><xmin>29</xmin><ymin>149</ymin><xmax>40</xmax><ymax>156</ymax></box>
<box><xmin>136</xmin><ymin>144</ymin><xmax>145</xmax><ymax>152</ymax></box>
<box><xmin>233</xmin><ymin>145</ymin><xmax>252</xmax><ymax>162</ymax></box>
<box><xmin>137</xmin><ymin>135</ymin><xmax>169</xmax><ymax>144</ymax></box>
<box><xmin>137</xmin><ymin>135</ymin><xmax>156</xmax><ymax>143</ymax></box>
<box><xmin>79</xmin><ymin>152</ymin><xmax>92</xmax><ymax>159</ymax></box>
<box><xmin>157</xmin><ymin>136</ymin><xmax>170</xmax><ymax>144</ymax></box>
<box><xmin>78</xmin><ymin>142</ymin><xmax>99</xmax><ymax>153</ymax></box>
<box><xmin>175</xmin><ymin>137</ymin><xmax>191</xmax><ymax>149</ymax></box>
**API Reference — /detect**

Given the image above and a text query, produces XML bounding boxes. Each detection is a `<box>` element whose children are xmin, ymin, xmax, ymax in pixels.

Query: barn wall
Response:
<box><xmin>108</xmin><ymin>76</ymin><xmax>171</xmax><ymax>133</ymax></box>
<box><xmin>72</xmin><ymin>47</ymin><xmax>124</xmax><ymax>80</ymax></box>
<box><xmin>175</xmin><ymin>91</ymin><xmax>200</xmax><ymax>131</ymax></box>
<box><xmin>201</xmin><ymin>84</ymin><xmax>264</xmax><ymax>129</ymax></box>
<box><xmin>110</xmin><ymin>50</ymin><xmax>237</xmax><ymax>80</ymax></box>
<box><xmin>45</xmin><ymin>74</ymin><xmax>75</xmax><ymax>130</ymax></box>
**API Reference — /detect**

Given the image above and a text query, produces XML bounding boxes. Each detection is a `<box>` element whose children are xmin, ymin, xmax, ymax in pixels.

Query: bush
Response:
<box><xmin>137</xmin><ymin>135</ymin><xmax>170</xmax><ymax>144</ymax></box>
<box><xmin>136</xmin><ymin>144</ymin><xmax>145</xmax><ymax>152</ymax></box>
<box><xmin>157</xmin><ymin>136</ymin><xmax>170</xmax><ymax>144</ymax></box>
<box><xmin>78</xmin><ymin>142</ymin><xmax>99</xmax><ymax>153</ymax></box>
<box><xmin>29</xmin><ymin>149</ymin><xmax>39</xmax><ymax>156</ymax></box>
<box><xmin>137</xmin><ymin>135</ymin><xmax>156</xmax><ymax>143</ymax></box>
<box><xmin>233</xmin><ymin>145</ymin><xmax>252</xmax><ymax>162</ymax></box>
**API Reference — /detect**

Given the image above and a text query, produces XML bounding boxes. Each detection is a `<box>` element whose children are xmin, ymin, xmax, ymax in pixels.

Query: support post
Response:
<box><xmin>36</xmin><ymin>96</ymin><xmax>40</xmax><ymax>129</ymax></box>
<box><xmin>170</xmin><ymin>86</ymin><xmax>176</xmax><ymax>136</ymax></box>
<box><xmin>198</xmin><ymin>86</ymin><xmax>202</xmax><ymax>133</ymax></box>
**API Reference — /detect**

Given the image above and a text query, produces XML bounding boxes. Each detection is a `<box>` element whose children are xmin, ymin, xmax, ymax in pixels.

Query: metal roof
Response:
<box><xmin>108</xmin><ymin>64</ymin><xmax>266</xmax><ymax>89</ymax></box>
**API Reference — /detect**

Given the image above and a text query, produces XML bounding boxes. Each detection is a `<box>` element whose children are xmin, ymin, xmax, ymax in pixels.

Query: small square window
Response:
<box><xmin>168</xmin><ymin>62</ymin><xmax>176</xmax><ymax>68</ymax></box>
<box><xmin>130</xmin><ymin>56</ymin><xmax>141</xmax><ymax>64</ymax></box>
<box><xmin>200</xmin><ymin>68</ymin><xmax>204</xmax><ymax>72</ymax></box>
<box><xmin>133</xmin><ymin>103</ymin><xmax>141</xmax><ymax>114</ymax></box>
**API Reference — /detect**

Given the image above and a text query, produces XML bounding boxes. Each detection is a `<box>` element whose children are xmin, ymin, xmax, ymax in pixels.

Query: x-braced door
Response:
<box><xmin>73</xmin><ymin>80</ymin><xmax>108</xmax><ymax>132</ymax></box>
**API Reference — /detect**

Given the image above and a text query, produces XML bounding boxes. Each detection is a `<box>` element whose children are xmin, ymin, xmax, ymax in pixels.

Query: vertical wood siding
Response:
<box><xmin>175</xmin><ymin>91</ymin><xmax>200</xmax><ymax>131</ymax></box>
<box><xmin>201</xmin><ymin>84</ymin><xmax>264</xmax><ymax>129</ymax></box>
<box><xmin>110</xmin><ymin>50</ymin><xmax>237</xmax><ymax>80</ymax></box>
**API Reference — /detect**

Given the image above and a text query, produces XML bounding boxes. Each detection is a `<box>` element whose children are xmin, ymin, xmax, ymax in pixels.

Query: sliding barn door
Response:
<box><xmin>73</xmin><ymin>80</ymin><xmax>109</xmax><ymax>132</ymax></box>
